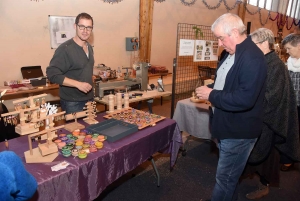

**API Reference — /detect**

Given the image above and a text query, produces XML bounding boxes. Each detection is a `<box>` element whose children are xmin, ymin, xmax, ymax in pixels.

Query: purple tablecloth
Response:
<box><xmin>0</xmin><ymin>113</ymin><xmax>182</xmax><ymax>201</ymax></box>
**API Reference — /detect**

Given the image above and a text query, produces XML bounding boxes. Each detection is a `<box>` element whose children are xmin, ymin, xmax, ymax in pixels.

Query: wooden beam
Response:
<box><xmin>237</xmin><ymin>0</ymin><xmax>247</xmax><ymax>23</ymax></box>
<box><xmin>139</xmin><ymin>0</ymin><xmax>154</xmax><ymax>63</ymax></box>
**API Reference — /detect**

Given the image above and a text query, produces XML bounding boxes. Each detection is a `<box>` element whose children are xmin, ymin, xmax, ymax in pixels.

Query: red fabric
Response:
<box><xmin>9</xmin><ymin>84</ymin><xmax>26</xmax><ymax>89</ymax></box>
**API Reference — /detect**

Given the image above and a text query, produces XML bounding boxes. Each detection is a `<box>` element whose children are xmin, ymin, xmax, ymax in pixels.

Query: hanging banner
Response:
<box><xmin>194</xmin><ymin>40</ymin><xmax>219</xmax><ymax>61</ymax></box>
<box><xmin>179</xmin><ymin>39</ymin><xmax>194</xmax><ymax>56</ymax></box>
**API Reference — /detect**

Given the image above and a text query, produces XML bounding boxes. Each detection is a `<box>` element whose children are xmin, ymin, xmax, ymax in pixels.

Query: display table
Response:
<box><xmin>95</xmin><ymin>90</ymin><xmax>171</xmax><ymax>105</ymax></box>
<box><xmin>0</xmin><ymin>112</ymin><xmax>182</xmax><ymax>201</ymax></box>
<box><xmin>95</xmin><ymin>90</ymin><xmax>171</xmax><ymax>111</ymax></box>
<box><xmin>173</xmin><ymin>98</ymin><xmax>212</xmax><ymax>140</ymax></box>
<box><xmin>1</xmin><ymin>84</ymin><xmax>59</xmax><ymax>99</ymax></box>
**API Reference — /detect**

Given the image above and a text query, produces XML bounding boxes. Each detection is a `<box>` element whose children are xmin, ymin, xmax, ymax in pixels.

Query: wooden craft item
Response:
<box><xmin>108</xmin><ymin>94</ymin><xmax>115</xmax><ymax>113</ymax></box>
<box><xmin>83</xmin><ymin>102</ymin><xmax>98</xmax><ymax>124</ymax></box>
<box><xmin>1</xmin><ymin>93</ymin><xmax>67</xmax><ymax>162</ymax></box>
<box><xmin>64</xmin><ymin>102</ymin><xmax>98</xmax><ymax>125</ymax></box>
<box><xmin>116</xmin><ymin>93</ymin><xmax>122</xmax><ymax>111</ymax></box>
<box><xmin>124</xmin><ymin>93</ymin><xmax>129</xmax><ymax>109</ymax></box>
<box><xmin>24</xmin><ymin>148</ymin><xmax>58</xmax><ymax>163</ymax></box>
<box><xmin>103</xmin><ymin>107</ymin><xmax>166</xmax><ymax>130</ymax></box>
<box><xmin>190</xmin><ymin>97</ymin><xmax>206</xmax><ymax>103</ymax></box>
<box><xmin>64</xmin><ymin>121</ymin><xmax>85</xmax><ymax>132</ymax></box>
<box><xmin>1</xmin><ymin>94</ymin><xmax>47</xmax><ymax>135</ymax></box>
<box><xmin>24</xmin><ymin>125</ymin><xmax>64</xmax><ymax>163</ymax></box>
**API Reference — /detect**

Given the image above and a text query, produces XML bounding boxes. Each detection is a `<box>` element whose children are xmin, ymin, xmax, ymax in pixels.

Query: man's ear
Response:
<box><xmin>231</xmin><ymin>28</ymin><xmax>240</xmax><ymax>38</ymax></box>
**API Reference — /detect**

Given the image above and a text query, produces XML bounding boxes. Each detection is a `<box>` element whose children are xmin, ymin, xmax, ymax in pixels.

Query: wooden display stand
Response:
<box><xmin>83</xmin><ymin>101</ymin><xmax>98</xmax><ymax>124</ymax></box>
<box><xmin>1</xmin><ymin>93</ymin><xmax>67</xmax><ymax>163</ymax></box>
<box><xmin>24</xmin><ymin>124</ymin><xmax>64</xmax><ymax>163</ymax></box>
<box><xmin>64</xmin><ymin>101</ymin><xmax>98</xmax><ymax>132</ymax></box>
<box><xmin>24</xmin><ymin>112</ymin><xmax>65</xmax><ymax>163</ymax></box>
<box><xmin>1</xmin><ymin>94</ymin><xmax>48</xmax><ymax>135</ymax></box>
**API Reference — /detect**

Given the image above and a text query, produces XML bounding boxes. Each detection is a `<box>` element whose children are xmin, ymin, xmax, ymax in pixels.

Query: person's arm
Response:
<box><xmin>208</xmin><ymin>58</ymin><xmax>267</xmax><ymax>111</ymax></box>
<box><xmin>0</xmin><ymin>151</ymin><xmax>37</xmax><ymax>201</ymax></box>
<box><xmin>63</xmin><ymin>77</ymin><xmax>92</xmax><ymax>93</ymax></box>
<box><xmin>46</xmin><ymin>46</ymin><xmax>92</xmax><ymax>93</ymax></box>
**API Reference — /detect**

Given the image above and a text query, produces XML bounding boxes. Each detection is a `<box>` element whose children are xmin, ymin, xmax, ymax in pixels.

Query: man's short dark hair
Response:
<box><xmin>282</xmin><ymin>33</ymin><xmax>300</xmax><ymax>47</ymax></box>
<box><xmin>75</xmin><ymin>13</ymin><xmax>93</xmax><ymax>26</ymax></box>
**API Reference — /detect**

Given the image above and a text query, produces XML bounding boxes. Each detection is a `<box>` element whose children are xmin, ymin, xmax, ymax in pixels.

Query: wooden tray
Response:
<box><xmin>103</xmin><ymin>108</ymin><xmax>166</xmax><ymax>129</ymax></box>
<box><xmin>86</xmin><ymin>119</ymin><xmax>138</xmax><ymax>142</ymax></box>
<box><xmin>190</xmin><ymin>97</ymin><xmax>206</xmax><ymax>103</ymax></box>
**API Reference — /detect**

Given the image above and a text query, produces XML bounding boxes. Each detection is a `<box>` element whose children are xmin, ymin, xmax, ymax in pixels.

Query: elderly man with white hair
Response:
<box><xmin>196</xmin><ymin>13</ymin><xmax>267</xmax><ymax>201</ymax></box>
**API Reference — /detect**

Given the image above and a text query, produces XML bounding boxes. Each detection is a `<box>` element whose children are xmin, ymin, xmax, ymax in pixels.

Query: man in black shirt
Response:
<box><xmin>47</xmin><ymin>13</ymin><xmax>94</xmax><ymax>114</ymax></box>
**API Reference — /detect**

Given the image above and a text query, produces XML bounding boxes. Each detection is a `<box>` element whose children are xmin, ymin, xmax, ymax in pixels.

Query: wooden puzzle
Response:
<box><xmin>103</xmin><ymin>107</ymin><xmax>165</xmax><ymax>130</ymax></box>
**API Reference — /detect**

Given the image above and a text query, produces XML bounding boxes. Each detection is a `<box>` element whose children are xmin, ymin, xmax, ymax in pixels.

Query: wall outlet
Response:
<box><xmin>126</xmin><ymin>37</ymin><xmax>139</xmax><ymax>51</ymax></box>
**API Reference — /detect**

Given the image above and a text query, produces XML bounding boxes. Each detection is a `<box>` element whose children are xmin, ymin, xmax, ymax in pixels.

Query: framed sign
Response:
<box><xmin>194</xmin><ymin>40</ymin><xmax>219</xmax><ymax>62</ymax></box>
<box><xmin>48</xmin><ymin>15</ymin><xmax>76</xmax><ymax>49</ymax></box>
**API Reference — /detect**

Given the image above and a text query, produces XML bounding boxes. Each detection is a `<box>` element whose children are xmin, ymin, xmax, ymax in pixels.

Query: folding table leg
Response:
<box><xmin>181</xmin><ymin>134</ymin><xmax>193</xmax><ymax>156</ymax></box>
<box><xmin>149</xmin><ymin>156</ymin><xmax>160</xmax><ymax>187</ymax></box>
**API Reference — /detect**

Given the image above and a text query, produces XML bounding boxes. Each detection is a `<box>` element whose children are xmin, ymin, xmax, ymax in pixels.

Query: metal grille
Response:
<box><xmin>171</xmin><ymin>23</ymin><xmax>218</xmax><ymax>117</ymax></box>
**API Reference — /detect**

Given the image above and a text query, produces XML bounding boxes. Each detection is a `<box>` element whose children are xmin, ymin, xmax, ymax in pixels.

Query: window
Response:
<box><xmin>247</xmin><ymin>0</ymin><xmax>292</xmax><ymax>16</ymax></box>
<box><xmin>286</xmin><ymin>0</ymin><xmax>300</xmax><ymax>19</ymax></box>
<box><xmin>248</xmin><ymin>0</ymin><xmax>272</xmax><ymax>10</ymax></box>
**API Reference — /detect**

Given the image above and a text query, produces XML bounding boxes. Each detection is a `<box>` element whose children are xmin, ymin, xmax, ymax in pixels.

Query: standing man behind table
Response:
<box><xmin>46</xmin><ymin>13</ymin><xmax>94</xmax><ymax>114</ymax></box>
<box><xmin>196</xmin><ymin>13</ymin><xmax>267</xmax><ymax>201</ymax></box>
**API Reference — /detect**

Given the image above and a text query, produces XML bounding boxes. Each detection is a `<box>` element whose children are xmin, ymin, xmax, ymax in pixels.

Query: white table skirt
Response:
<box><xmin>173</xmin><ymin>98</ymin><xmax>212</xmax><ymax>140</ymax></box>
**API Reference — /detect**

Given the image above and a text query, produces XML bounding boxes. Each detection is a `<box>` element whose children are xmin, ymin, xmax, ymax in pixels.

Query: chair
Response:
<box><xmin>197</xmin><ymin>66</ymin><xmax>211</xmax><ymax>86</ymax></box>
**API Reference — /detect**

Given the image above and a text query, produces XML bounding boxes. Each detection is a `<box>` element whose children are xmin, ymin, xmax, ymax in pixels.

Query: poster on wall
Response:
<box><xmin>48</xmin><ymin>15</ymin><xmax>76</xmax><ymax>49</ymax></box>
<box><xmin>179</xmin><ymin>39</ymin><xmax>194</xmax><ymax>56</ymax></box>
<box><xmin>193</xmin><ymin>40</ymin><xmax>219</xmax><ymax>62</ymax></box>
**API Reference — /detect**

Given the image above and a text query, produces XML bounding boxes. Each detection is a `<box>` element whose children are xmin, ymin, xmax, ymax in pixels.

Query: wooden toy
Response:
<box><xmin>64</xmin><ymin>101</ymin><xmax>98</xmax><ymax>132</ymax></box>
<box><xmin>190</xmin><ymin>91</ymin><xmax>205</xmax><ymax>103</ymax></box>
<box><xmin>103</xmin><ymin>107</ymin><xmax>166</xmax><ymax>130</ymax></box>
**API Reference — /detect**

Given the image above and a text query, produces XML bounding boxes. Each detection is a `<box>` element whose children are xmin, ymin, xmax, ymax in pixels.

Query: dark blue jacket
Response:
<box><xmin>208</xmin><ymin>36</ymin><xmax>267</xmax><ymax>139</ymax></box>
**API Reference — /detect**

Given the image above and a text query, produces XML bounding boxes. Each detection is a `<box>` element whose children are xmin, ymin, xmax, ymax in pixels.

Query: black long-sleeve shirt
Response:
<box><xmin>46</xmin><ymin>39</ymin><xmax>94</xmax><ymax>101</ymax></box>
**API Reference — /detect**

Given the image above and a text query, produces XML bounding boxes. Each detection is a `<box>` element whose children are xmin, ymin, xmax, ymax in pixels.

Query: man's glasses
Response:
<box><xmin>77</xmin><ymin>24</ymin><xmax>93</xmax><ymax>31</ymax></box>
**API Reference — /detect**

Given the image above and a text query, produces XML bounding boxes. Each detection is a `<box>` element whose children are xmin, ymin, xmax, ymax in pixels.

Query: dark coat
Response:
<box><xmin>248</xmin><ymin>51</ymin><xmax>300</xmax><ymax>164</ymax></box>
<box><xmin>208</xmin><ymin>36</ymin><xmax>267</xmax><ymax>139</ymax></box>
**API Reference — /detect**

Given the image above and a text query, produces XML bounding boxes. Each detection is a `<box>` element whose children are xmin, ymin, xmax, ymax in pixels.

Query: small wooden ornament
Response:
<box><xmin>124</xmin><ymin>93</ymin><xmax>129</xmax><ymax>109</ymax></box>
<box><xmin>116</xmin><ymin>93</ymin><xmax>122</xmax><ymax>110</ymax></box>
<box><xmin>108</xmin><ymin>93</ymin><xmax>115</xmax><ymax>113</ymax></box>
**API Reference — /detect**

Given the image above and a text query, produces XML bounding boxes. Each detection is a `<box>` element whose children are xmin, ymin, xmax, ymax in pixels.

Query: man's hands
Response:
<box><xmin>77</xmin><ymin>82</ymin><xmax>92</xmax><ymax>93</ymax></box>
<box><xmin>63</xmin><ymin>77</ymin><xmax>92</xmax><ymax>93</ymax></box>
<box><xmin>195</xmin><ymin>86</ymin><xmax>213</xmax><ymax>100</ymax></box>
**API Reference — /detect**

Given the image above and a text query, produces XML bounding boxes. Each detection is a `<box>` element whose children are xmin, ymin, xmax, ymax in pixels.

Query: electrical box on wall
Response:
<box><xmin>126</xmin><ymin>37</ymin><xmax>139</xmax><ymax>51</ymax></box>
